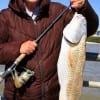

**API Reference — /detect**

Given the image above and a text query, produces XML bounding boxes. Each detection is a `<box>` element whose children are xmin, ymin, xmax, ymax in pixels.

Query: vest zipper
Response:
<box><xmin>33</xmin><ymin>20</ymin><xmax>45</xmax><ymax>100</ymax></box>
<box><xmin>39</xmin><ymin>59</ymin><xmax>45</xmax><ymax>100</ymax></box>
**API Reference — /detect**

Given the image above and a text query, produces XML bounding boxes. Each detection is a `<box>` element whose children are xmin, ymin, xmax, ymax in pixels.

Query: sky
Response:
<box><xmin>0</xmin><ymin>0</ymin><xmax>100</xmax><ymax>30</ymax></box>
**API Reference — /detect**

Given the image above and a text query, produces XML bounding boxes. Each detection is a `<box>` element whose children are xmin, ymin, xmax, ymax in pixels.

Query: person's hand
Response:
<box><xmin>70</xmin><ymin>0</ymin><xmax>85</xmax><ymax>9</ymax></box>
<box><xmin>20</xmin><ymin>40</ymin><xmax>37</xmax><ymax>55</ymax></box>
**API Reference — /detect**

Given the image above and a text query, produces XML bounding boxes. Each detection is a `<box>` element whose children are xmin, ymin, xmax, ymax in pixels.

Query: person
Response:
<box><xmin>0</xmin><ymin>0</ymin><xmax>99</xmax><ymax>100</ymax></box>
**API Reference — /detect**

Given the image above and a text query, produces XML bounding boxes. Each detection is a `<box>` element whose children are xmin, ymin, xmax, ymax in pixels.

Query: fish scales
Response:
<box><xmin>67</xmin><ymin>35</ymin><xmax>86</xmax><ymax>100</ymax></box>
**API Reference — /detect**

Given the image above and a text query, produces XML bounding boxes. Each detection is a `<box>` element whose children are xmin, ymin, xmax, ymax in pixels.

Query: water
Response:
<box><xmin>80</xmin><ymin>42</ymin><xmax>100</xmax><ymax>100</ymax></box>
<box><xmin>81</xmin><ymin>61</ymin><xmax>100</xmax><ymax>100</ymax></box>
<box><xmin>0</xmin><ymin>65</ymin><xmax>5</xmax><ymax>97</ymax></box>
<box><xmin>0</xmin><ymin>42</ymin><xmax>100</xmax><ymax>99</ymax></box>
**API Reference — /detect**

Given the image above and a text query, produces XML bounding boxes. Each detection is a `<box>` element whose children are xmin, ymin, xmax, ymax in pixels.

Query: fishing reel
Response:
<box><xmin>12</xmin><ymin>68</ymin><xmax>35</xmax><ymax>88</ymax></box>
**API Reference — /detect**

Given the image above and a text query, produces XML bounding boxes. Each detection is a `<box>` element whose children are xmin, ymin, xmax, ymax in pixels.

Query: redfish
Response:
<box><xmin>57</xmin><ymin>12</ymin><xmax>87</xmax><ymax>100</ymax></box>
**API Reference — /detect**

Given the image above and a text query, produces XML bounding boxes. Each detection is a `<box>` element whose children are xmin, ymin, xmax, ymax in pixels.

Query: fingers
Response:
<box><xmin>20</xmin><ymin>40</ymin><xmax>37</xmax><ymax>55</ymax></box>
<box><xmin>70</xmin><ymin>0</ymin><xmax>85</xmax><ymax>9</ymax></box>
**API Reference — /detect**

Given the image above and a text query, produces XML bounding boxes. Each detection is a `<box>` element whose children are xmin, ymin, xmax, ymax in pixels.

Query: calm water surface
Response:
<box><xmin>81</xmin><ymin>42</ymin><xmax>100</xmax><ymax>100</ymax></box>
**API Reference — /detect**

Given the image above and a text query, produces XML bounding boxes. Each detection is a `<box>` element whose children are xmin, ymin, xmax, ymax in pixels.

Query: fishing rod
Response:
<box><xmin>0</xmin><ymin>5</ymin><xmax>71</xmax><ymax>84</ymax></box>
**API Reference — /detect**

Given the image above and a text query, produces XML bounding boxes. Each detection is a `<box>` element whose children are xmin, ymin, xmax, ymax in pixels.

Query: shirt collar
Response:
<box><xmin>26</xmin><ymin>6</ymin><xmax>40</xmax><ymax>20</ymax></box>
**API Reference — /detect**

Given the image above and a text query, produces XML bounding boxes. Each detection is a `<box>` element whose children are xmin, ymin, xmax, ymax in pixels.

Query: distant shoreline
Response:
<box><xmin>87</xmin><ymin>36</ymin><xmax>100</xmax><ymax>43</ymax></box>
<box><xmin>86</xmin><ymin>41</ymin><xmax>99</xmax><ymax>44</ymax></box>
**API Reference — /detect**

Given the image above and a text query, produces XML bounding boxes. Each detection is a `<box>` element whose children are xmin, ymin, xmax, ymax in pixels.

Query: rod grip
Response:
<box><xmin>15</xmin><ymin>54</ymin><xmax>26</xmax><ymax>65</ymax></box>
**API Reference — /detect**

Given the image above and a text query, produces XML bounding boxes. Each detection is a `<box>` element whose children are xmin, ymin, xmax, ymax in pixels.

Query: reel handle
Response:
<box><xmin>0</xmin><ymin>54</ymin><xmax>26</xmax><ymax>83</ymax></box>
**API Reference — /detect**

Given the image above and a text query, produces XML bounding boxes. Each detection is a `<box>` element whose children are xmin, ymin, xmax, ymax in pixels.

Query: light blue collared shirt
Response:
<box><xmin>26</xmin><ymin>6</ymin><xmax>40</xmax><ymax>21</ymax></box>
